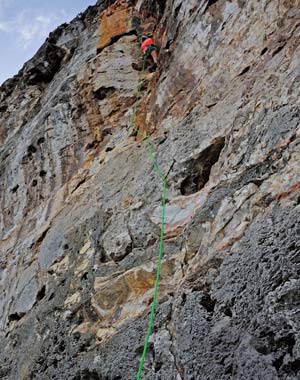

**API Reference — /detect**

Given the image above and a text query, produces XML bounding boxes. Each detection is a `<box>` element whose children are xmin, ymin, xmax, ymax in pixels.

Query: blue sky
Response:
<box><xmin>0</xmin><ymin>0</ymin><xmax>96</xmax><ymax>85</ymax></box>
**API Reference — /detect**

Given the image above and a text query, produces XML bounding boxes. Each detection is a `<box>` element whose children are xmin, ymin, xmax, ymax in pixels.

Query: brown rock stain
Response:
<box><xmin>91</xmin><ymin>257</ymin><xmax>180</xmax><ymax>331</ymax></box>
<box><xmin>77</xmin><ymin>78</ymin><xmax>103</xmax><ymax>144</ymax></box>
<box><xmin>274</xmin><ymin>182</ymin><xmax>300</xmax><ymax>200</ymax></box>
<box><xmin>124</xmin><ymin>269</ymin><xmax>156</xmax><ymax>296</ymax></box>
<box><xmin>94</xmin><ymin>276</ymin><xmax>130</xmax><ymax>311</ymax></box>
<box><xmin>98</xmin><ymin>2</ymin><xmax>133</xmax><ymax>52</ymax></box>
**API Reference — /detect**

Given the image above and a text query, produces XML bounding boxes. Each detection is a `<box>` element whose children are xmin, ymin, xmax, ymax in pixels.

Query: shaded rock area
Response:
<box><xmin>0</xmin><ymin>0</ymin><xmax>300</xmax><ymax>379</ymax></box>
<box><xmin>23</xmin><ymin>43</ymin><xmax>66</xmax><ymax>85</ymax></box>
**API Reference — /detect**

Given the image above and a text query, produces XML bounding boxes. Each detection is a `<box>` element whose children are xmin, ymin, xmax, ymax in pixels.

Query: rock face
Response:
<box><xmin>0</xmin><ymin>0</ymin><xmax>300</xmax><ymax>379</ymax></box>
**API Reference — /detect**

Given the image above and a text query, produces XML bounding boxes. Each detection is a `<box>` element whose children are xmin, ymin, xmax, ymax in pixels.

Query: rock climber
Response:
<box><xmin>140</xmin><ymin>35</ymin><xmax>158</xmax><ymax>71</ymax></box>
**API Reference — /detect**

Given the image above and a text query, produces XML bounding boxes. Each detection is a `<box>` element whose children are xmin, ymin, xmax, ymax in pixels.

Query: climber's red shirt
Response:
<box><xmin>141</xmin><ymin>38</ymin><xmax>154</xmax><ymax>52</ymax></box>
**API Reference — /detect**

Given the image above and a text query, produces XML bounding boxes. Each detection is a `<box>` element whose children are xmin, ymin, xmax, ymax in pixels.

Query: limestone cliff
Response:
<box><xmin>1</xmin><ymin>0</ymin><xmax>300</xmax><ymax>379</ymax></box>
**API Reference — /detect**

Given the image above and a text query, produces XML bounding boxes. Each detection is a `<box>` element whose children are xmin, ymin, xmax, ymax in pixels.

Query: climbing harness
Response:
<box><xmin>145</xmin><ymin>45</ymin><xmax>157</xmax><ymax>57</ymax></box>
<box><xmin>129</xmin><ymin>59</ymin><xmax>167</xmax><ymax>380</ymax></box>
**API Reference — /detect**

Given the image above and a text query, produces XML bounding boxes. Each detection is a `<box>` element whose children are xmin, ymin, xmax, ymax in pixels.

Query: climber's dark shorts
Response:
<box><xmin>145</xmin><ymin>45</ymin><xmax>157</xmax><ymax>57</ymax></box>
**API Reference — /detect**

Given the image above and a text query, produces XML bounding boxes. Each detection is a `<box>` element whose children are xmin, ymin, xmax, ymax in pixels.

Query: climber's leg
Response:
<box><xmin>150</xmin><ymin>50</ymin><xmax>158</xmax><ymax>64</ymax></box>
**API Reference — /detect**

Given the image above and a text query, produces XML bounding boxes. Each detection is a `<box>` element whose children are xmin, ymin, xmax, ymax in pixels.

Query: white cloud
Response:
<box><xmin>18</xmin><ymin>13</ymin><xmax>54</xmax><ymax>47</ymax></box>
<box><xmin>0</xmin><ymin>21</ymin><xmax>10</xmax><ymax>31</ymax></box>
<box><xmin>0</xmin><ymin>9</ymin><xmax>62</xmax><ymax>49</ymax></box>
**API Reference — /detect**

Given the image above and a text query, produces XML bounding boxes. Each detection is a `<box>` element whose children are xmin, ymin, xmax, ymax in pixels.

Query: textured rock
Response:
<box><xmin>0</xmin><ymin>0</ymin><xmax>300</xmax><ymax>379</ymax></box>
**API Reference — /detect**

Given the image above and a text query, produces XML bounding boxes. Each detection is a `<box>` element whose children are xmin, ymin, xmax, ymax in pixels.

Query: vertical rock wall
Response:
<box><xmin>0</xmin><ymin>0</ymin><xmax>300</xmax><ymax>379</ymax></box>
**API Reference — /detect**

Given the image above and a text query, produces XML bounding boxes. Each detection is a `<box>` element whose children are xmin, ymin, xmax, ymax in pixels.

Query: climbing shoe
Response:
<box><xmin>148</xmin><ymin>63</ymin><xmax>157</xmax><ymax>73</ymax></box>
<box><xmin>132</xmin><ymin>62</ymin><xmax>143</xmax><ymax>71</ymax></box>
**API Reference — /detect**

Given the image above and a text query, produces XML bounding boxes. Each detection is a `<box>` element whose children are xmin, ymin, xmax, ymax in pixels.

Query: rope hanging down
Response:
<box><xmin>129</xmin><ymin>60</ymin><xmax>167</xmax><ymax>380</ymax></box>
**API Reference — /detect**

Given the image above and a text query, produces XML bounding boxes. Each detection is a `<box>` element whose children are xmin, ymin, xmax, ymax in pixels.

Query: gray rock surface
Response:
<box><xmin>0</xmin><ymin>0</ymin><xmax>300</xmax><ymax>379</ymax></box>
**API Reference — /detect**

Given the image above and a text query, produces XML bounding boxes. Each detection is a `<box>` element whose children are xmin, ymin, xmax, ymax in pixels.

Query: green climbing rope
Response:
<box><xmin>129</xmin><ymin>60</ymin><xmax>167</xmax><ymax>380</ymax></box>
